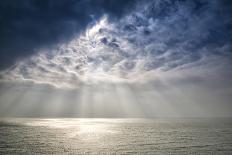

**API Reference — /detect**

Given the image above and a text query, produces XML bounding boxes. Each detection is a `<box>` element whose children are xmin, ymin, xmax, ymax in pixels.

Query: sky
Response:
<box><xmin>0</xmin><ymin>0</ymin><xmax>232</xmax><ymax>117</ymax></box>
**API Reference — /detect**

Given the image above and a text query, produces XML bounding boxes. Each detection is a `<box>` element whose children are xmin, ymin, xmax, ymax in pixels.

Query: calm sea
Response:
<box><xmin>0</xmin><ymin>118</ymin><xmax>232</xmax><ymax>154</ymax></box>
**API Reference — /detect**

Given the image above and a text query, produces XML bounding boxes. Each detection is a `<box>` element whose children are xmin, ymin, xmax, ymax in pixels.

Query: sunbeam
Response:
<box><xmin>0</xmin><ymin>0</ymin><xmax>232</xmax><ymax>154</ymax></box>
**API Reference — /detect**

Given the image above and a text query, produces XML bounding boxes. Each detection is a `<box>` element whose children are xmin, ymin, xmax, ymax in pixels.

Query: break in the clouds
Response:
<box><xmin>0</xmin><ymin>0</ymin><xmax>232</xmax><ymax>117</ymax></box>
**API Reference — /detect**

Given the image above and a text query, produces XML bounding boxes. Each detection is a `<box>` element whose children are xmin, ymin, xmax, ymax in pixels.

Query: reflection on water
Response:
<box><xmin>0</xmin><ymin>118</ymin><xmax>232</xmax><ymax>154</ymax></box>
<box><xmin>24</xmin><ymin>119</ymin><xmax>118</xmax><ymax>138</ymax></box>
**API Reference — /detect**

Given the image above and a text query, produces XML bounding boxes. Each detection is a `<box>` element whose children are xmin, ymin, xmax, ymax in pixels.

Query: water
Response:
<box><xmin>0</xmin><ymin>118</ymin><xmax>232</xmax><ymax>154</ymax></box>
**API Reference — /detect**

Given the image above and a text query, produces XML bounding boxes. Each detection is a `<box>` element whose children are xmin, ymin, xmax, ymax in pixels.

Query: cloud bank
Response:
<box><xmin>0</xmin><ymin>0</ymin><xmax>232</xmax><ymax>117</ymax></box>
<box><xmin>1</xmin><ymin>0</ymin><xmax>231</xmax><ymax>88</ymax></box>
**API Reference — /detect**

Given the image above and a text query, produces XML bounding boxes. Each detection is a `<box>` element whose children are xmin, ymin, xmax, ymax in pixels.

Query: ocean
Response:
<box><xmin>0</xmin><ymin>118</ymin><xmax>232</xmax><ymax>154</ymax></box>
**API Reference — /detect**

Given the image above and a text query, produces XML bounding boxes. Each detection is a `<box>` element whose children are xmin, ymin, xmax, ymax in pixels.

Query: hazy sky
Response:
<box><xmin>0</xmin><ymin>0</ymin><xmax>232</xmax><ymax>117</ymax></box>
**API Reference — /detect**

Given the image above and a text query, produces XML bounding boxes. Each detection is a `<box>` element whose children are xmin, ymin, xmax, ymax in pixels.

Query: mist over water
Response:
<box><xmin>0</xmin><ymin>118</ymin><xmax>232</xmax><ymax>154</ymax></box>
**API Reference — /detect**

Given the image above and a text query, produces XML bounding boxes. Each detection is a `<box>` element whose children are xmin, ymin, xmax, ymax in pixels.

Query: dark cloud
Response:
<box><xmin>118</xmin><ymin>0</ymin><xmax>232</xmax><ymax>71</ymax></box>
<box><xmin>0</xmin><ymin>0</ymin><xmax>137</xmax><ymax>69</ymax></box>
<box><xmin>0</xmin><ymin>0</ymin><xmax>231</xmax><ymax>76</ymax></box>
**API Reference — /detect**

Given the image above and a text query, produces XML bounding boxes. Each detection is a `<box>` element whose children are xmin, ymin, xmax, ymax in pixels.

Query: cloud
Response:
<box><xmin>0</xmin><ymin>0</ymin><xmax>232</xmax><ymax>117</ymax></box>
<box><xmin>0</xmin><ymin>0</ymin><xmax>137</xmax><ymax>69</ymax></box>
<box><xmin>0</xmin><ymin>0</ymin><xmax>232</xmax><ymax>89</ymax></box>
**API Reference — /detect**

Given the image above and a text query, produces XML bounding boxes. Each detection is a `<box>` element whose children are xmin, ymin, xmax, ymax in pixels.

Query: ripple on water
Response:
<box><xmin>0</xmin><ymin>118</ymin><xmax>232</xmax><ymax>154</ymax></box>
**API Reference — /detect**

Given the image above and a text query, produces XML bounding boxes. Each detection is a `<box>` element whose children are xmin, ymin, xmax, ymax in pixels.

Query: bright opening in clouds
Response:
<box><xmin>0</xmin><ymin>0</ymin><xmax>231</xmax><ymax>117</ymax></box>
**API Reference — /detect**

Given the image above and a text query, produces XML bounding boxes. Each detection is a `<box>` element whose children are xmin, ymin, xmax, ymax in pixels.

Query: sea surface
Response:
<box><xmin>0</xmin><ymin>118</ymin><xmax>232</xmax><ymax>154</ymax></box>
